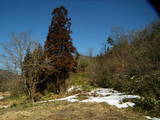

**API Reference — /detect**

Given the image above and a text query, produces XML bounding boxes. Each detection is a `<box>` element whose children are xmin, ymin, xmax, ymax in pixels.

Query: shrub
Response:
<box><xmin>88</xmin><ymin>21</ymin><xmax>160</xmax><ymax>117</ymax></box>
<box><xmin>134</xmin><ymin>97</ymin><xmax>160</xmax><ymax>117</ymax></box>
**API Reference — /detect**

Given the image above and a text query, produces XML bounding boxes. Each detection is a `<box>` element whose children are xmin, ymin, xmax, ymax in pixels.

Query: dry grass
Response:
<box><xmin>0</xmin><ymin>92</ymin><xmax>12</xmax><ymax>108</ymax></box>
<box><xmin>0</xmin><ymin>101</ymin><xmax>146</xmax><ymax>120</ymax></box>
<box><xmin>0</xmin><ymin>93</ymin><xmax>27</xmax><ymax>108</ymax></box>
<box><xmin>0</xmin><ymin>92</ymin><xmax>10</xmax><ymax>97</ymax></box>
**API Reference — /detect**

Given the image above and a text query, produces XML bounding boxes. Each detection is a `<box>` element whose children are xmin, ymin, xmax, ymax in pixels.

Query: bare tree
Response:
<box><xmin>0</xmin><ymin>32</ymin><xmax>38</xmax><ymax>74</ymax></box>
<box><xmin>0</xmin><ymin>32</ymin><xmax>38</xmax><ymax>95</ymax></box>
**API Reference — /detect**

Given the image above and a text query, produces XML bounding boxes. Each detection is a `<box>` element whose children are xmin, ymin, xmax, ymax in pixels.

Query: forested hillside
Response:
<box><xmin>87</xmin><ymin>21</ymin><xmax>160</xmax><ymax>117</ymax></box>
<box><xmin>0</xmin><ymin>69</ymin><xmax>17</xmax><ymax>92</ymax></box>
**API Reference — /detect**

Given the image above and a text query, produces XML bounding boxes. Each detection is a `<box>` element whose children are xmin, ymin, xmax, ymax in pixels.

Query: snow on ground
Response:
<box><xmin>145</xmin><ymin>116</ymin><xmax>160</xmax><ymax>120</ymax></box>
<box><xmin>0</xmin><ymin>105</ymin><xmax>9</xmax><ymax>109</ymax></box>
<box><xmin>61</xmin><ymin>88</ymin><xmax>140</xmax><ymax>108</ymax></box>
<box><xmin>0</xmin><ymin>96</ymin><xmax>10</xmax><ymax>109</ymax></box>
<box><xmin>83</xmin><ymin>88</ymin><xmax>140</xmax><ymax>108</ymax></box>
<box><xmin>50</xmin><ymin>87</ymin><xmax>159</xmax><ymax>120</ymax></box>
<box><xmin>38</xmin><ymin>88</ymin><xmax>140</xmax><ymax>108</ymax></box>
<box><xmin>67</xmin><ymin>86</ymin><xmax>82</xmax><ymax>92</ymax></box>
<box><xmin>0</xmin><ymin>96</ymin><xmax>4</xmax><ymax>100</ymax></box>
<box><xmin>37</xmin><ymin>94</ymin><xmax>79</xmax><ymax>104</ymax></box>
<box><xmin>56</xmin><ymin>94</ymin><xmax>79</xmax><ymax>102</ymax></box>
<box><xmin>82</xmin><ymin>96</ymin><xmax>136</xmax><ymax>108</ymax></box>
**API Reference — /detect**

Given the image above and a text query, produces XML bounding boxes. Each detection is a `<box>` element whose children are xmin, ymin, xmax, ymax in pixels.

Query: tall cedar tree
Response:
<box><xmin>44</xmin><ymin>6</ymin><xmax>76</xmax><ymax>93</ymax></box>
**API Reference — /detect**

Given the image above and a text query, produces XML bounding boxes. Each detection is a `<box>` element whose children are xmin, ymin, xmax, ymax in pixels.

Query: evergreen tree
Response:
<box><xmin>44</xmin><ymin>6</ymin><xmax>76</xmax><ymax>93</ymax></box>
<box><xmin>107</xmin><ymin>37</ymin><xmax>114</xmax><ymax>46</ymax></box>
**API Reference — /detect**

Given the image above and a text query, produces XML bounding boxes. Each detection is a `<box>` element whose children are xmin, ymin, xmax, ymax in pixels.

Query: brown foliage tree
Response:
<box><xmin>44</xmin><ymin>6</ymin><xmax>76</xmax><ymax>93</ymax></box>
<box><xmin>22</xmin><ymin>45</ymin><xmax>44</xmax><ymax>101</ymax></box>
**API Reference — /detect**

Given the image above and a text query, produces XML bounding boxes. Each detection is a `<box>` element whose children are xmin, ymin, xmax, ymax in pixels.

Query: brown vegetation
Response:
<box><xmin>0</xmin><ymin>69</ymin><xmax>17</xmax><ymax>92</ymax></box>
<box><xmin>88</xmin><ymin>21</ymin><xmax>160</xmax><ymax>117</ymax></box>
<box><xmin>0</xmin><ymin>101</ymin><xmax>146</xmax><ymax>120</ymax></box>
<box><xmin>44</xmin><ymin>6</ymin><xmax>77</xmax><ymax>94</ymax></box>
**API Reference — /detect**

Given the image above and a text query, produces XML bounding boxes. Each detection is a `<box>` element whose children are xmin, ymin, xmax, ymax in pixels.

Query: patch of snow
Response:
<box><xmin>56</xmin><ymin>94</ymin><xmax>79</xmax><ymax>102</ymax></box>
<box><xmin>48</xmin><ymin>99</ymin><xmax>55</xmax><ymax>102</ymax></box>
<box><xmin>82</xmin><ymin>96</ymin><xmax>136</xmax><ymax>108</ymax></box>
<box><xmin>2</xmin><ymin>105</ymin><xmax>9</xmax><ymax>108</ymax></box>
<box><xmin>81</xmin><ymin>91</ymin><xmax>139</xmax><ymax>108</ymax></box>
<box><xmin>84</xmin><ymin>88</ymin><xmax>140</xmax><ymax>108</ymax></box>
<box><xmin>0</xmin><ymin>105</ymin><xmax>9</xmax><ymax>109</ymax></box>
<box><xmin>37</xmin><ymin>94</ymin><xmax>79</xmax><ymax>103</ymax></box>
<box><xmin>90</xmin><ymin>88</ymin><xmax>122</xmax><ymax>96</ymax></box>
<box><xmin>67</xmin><ymin>86</ymin><xmax>82</xmax><ymax>92</ymax></box>
<box><xmin>0</xmin><ymin>96</ymin><xmax>10</xmax><ymax>109</ymax></box>
<box><xmin>46</xmin><ymin>88</ymin><xmax>140</xmax><ymax>108</ymax></box>
<box><xmin>145</xmin><ymin>116</ymin><xmax>160</xmax><ymax>120</ymax></box>
<box><xmin>43</xmin><ymin>88</ymin><xmax>140</xmax><ymax>108</ymax></box>
<box><xmin>0</xmin><ymin>96</ymin><xmax>4</xmax><ymax>100</ymax></box>
<box><xmin>37</xmin><ymin>100</ymin><xmax>47</xmax><ymax>103</ymax></box>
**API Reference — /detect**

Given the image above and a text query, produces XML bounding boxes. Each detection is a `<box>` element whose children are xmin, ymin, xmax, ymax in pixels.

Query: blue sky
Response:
<box><xmin>0</xmin><ymin>0</ymin><xmax>159</xmax><ymax>55</ymax></box>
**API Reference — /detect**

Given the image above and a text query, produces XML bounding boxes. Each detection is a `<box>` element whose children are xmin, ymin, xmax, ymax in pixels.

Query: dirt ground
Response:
<box><xmin>0</xmin><ymin>101</ymin><xmax>146</xmax><ymax>120</ymax></box>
